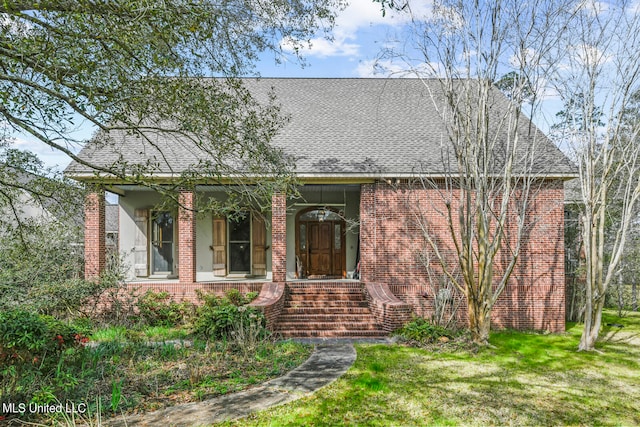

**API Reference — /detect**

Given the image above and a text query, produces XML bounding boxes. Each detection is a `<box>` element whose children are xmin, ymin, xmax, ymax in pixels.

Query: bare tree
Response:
<box><xmin>378</xmin><ymin>0</ymin><xmax>572</xmax><ymax>345</ymax></box>
<box><xmin>548</xmin><ymin>0</ymin><xmax>640</xmax><ymax>351</ymax></box>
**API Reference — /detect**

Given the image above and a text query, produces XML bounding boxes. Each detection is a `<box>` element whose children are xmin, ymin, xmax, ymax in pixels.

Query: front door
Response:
<box><xmin>296</xmin><ymin>208</ymin><xmax>345</xmax><ymax>278</ymax></box>
<box><xmin>308</xmin><ymin>222</ymin><xmax>332</xmax><ymax>276</ymax></box>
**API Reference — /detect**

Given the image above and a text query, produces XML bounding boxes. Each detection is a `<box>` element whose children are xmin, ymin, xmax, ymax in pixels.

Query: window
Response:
<box><xmin>229</xmin><ymin>216</ymin><xmax>251</xmax><ymax>273</ymax></box>
<box><xmin>151</xmin><ymin>211</ymin><xmax>174</xmax><ymax>275</ymax></box>
<box><xmin>212</xmin><ymin>213</ymin><xmax>266</xmax><ymax>277</ymax></box>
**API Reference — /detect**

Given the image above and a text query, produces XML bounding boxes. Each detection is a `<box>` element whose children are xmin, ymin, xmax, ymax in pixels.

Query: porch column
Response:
<box><xmin>84</xmin><ymin>189</ymin><xmax>106</xmax><ymax>280</ymax></box>
<box><xmin>359</xmin><ymin>183</ymin><xmax>376</xmax><ymax>282</ymax></box>
<box><xmin>178</xmin><ymin>190</ymin><xmax>196</xmax><ymax>285</ymax></box>
<box><xmin>271</xmin><ymin>192</ymin><xmax>287</xmax><ymax>282</ymax></box>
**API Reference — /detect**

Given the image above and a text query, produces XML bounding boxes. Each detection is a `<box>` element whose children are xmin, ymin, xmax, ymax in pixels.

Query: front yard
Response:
<box><xmin>0</xmin><ymin>290</ymin><xmax>313</xmax><ymax>425</ymax></box>
<box><xmin>226</xmin><ymin>310</ymin><xmax>640</xmax><ymax>426</ymax></box>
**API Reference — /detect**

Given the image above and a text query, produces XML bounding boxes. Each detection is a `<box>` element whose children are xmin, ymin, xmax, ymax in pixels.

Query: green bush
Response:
<box><xmin>136</xmin><ymin>291</ymin><xmax>195</xmax><ymax>327</ymax></box>
<box><xmin>394</xmin><ymin>317</ymin><xmax>456</xmax><ymax>344</ymax></box>
<box><xmin>194</xmin><ymin>289</ymin><xmax>264</xmax><ymax>340</ymax></box>
<box><xmin>0</xmin><ymin>310</ymin><xmax>88</xmax><ymax>365</ymax></box>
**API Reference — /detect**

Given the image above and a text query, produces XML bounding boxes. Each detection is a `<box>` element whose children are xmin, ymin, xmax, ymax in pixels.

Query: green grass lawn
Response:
<box><xmin>224</xmin><ymin>310</ymin><xmax>640</xmax><ymax>426</ymax></box>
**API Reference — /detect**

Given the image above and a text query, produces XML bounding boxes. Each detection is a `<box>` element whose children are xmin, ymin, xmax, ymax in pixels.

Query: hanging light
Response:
<box><xmin>317</xmin><ymin>209</ymin><xmax>326</xmax><ymax>222</ymax></box>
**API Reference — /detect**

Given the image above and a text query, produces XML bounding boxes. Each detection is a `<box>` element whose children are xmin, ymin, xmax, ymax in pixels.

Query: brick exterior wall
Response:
<box><xmin>178</xmin><ymin>191</ymin><xmax>196</xmax><ymax>285</ymax></box>
<box><xmin>271</xmin><ymin>192</ymin><xmax>287</xmax><ymax>282</ymax></box>
<box><xmin>361</xmin><ymin>180</ymin><xmax>566</xmax><ymax>332</ymax></box>
<box><xmin>84</xmin><ymin>190</ymin><xmax>106</xmax><ymax>280</ymax></box>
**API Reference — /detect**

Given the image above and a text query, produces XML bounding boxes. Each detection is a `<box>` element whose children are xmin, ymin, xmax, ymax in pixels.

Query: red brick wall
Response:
<box><xmin>361</xmin><ymin>180</ymin><xmax>566</xmax><ymax>332</ymax></box>
<box><xmin>84</xmin><ymin>190</ymin><xmax>105</xmax><ymax>280</ymax></box>
<box><xmin>271</xmin><ymin>192</ymin><xmax>287</xmax><ymax>282</ymax></box>
<box><xmin>178</xmin><ymin>191</ymin><xmax>196</xmax><ymax>285</ymax></box>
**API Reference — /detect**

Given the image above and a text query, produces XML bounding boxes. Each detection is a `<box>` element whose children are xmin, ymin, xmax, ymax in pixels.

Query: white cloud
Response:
<box><xmin>9</xmin><ymin>136</ymin><xmax>74</xmax><ymax>170</ymax></box>
<box><xmin>581</xmin><ymin>0</ymin><xmax>610</xmax><ymax>16</ymax></box>
<box><xmin>283</xmin><ymin>0</ymin><xmax>432</xmax><ymax>58</ymax></box>
<box><xmin>281</xmin><ymin>35</ymin><xmax>359</xmax><ymax>58</ymax></box>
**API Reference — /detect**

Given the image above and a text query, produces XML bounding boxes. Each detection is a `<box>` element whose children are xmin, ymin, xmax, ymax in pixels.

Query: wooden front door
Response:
<box><xmin>296</xmin><ymin>208</ymin><xmax>345</xmax><ymax>278</ymax></box>
<box><xmin>309</xmin><ymin>222</ymin><xmax>332</xmax><ymax>276</ymax></box>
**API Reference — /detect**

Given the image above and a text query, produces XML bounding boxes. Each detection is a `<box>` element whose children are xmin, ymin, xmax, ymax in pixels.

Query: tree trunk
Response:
<box><xmin>468</xmin><ymin>296</ymin><xmax>491</xmax><ymax>346</ymax></box>
<box><xmin>578</xmin><ymin>297</ymin><xmax>604</xmax><ymax>351</ymax></box>
<box><xmin>632</xmin><ymin>281</ymin><xmax>637</xmax><ymax>312</ymax></box>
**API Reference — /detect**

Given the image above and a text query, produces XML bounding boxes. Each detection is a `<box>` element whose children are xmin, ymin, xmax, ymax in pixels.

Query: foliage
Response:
<box><xmin>0</xmin><ymin>0</ymin><xmax>343</xmax><ymax>216</ymax></box>
<box><xmin>0</xmin><ymin>310</ymin><xmax>87</xmax><ymax>364</ymax></box>
<box><xmin>136</xmin><ymin>291</ymin><xmax>195</xmax><ymax>327</ymax></box>
<box><xmin>0</xmin><ymin>218</ymin><xmax>131</xmax><ymax>326</ymax></box>
<box><xmin>2</xmin><ymin>321</ymin><xmax>311</xmax><ymax>424</ymax></box>
<box><xmin>193</xmin><ymin>289</ymin><xmax>263</xmax><ymax>340</ymax></box>
<box><xmin>394</xmin><ymin>317</ymin><xmax>457</xmax><ymax>345</ymax></box>
<box><xmin>0</xmin><ymin>310</ymin><xmax>89</xmax><ymax>409</ymax></box>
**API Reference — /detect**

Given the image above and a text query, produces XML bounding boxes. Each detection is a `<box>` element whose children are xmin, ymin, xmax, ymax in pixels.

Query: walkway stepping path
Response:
<box><xmin>107</xmin><ymin>343</ymin><xmax>357</xmax><ymax>426</ymax></box>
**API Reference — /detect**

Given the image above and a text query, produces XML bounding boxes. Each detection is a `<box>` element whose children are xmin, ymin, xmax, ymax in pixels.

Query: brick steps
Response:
<box><xmin>275</xmin><ymin>283</ymin><xmax>387</xmax><ymax>338</ymax></box>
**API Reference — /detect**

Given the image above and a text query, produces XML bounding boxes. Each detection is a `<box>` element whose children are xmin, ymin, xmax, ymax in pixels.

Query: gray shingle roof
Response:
<box><xmin>65</xmin><ymin>78</ymin><xmax>576</xmax><ymax>179</ymax></box>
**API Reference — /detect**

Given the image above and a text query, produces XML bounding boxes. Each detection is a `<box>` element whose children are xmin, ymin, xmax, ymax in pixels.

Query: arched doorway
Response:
<box><xmin>295</xmin><ymin>207</ymin><xmax>346</xmax><ymax>279</ymax></box>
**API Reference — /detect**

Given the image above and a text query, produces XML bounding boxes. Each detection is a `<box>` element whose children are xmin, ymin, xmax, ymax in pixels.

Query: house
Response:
<box><xmin>65</xmin><ymin>78</ymin><xmax>576</xmax><ymax>337</ymax></box>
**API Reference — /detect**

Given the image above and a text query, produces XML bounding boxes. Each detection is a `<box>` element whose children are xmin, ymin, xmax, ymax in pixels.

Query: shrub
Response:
<box><xmin>194</xmin><ymin>289</ymin><xmax>264</xmax><ymax>340</ymax></box>
<box><xmin>136</xmin><ymin>291</ymin><xmax>194</xmax><ymax>327</ymax></box>
<box><xmin>0</xmin><ymin>310</ymin><xmax>88</xmax><ymax>367</ymax></box>
<box><xmin>394</xmin><ymin>317</ymin><xmax>456</xmax><ymax>344</ymax></box>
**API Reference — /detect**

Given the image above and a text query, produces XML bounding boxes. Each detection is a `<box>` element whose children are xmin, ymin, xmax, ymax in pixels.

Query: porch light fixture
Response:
<box><xmin>317</xmin><ymin>208</ymin><xmax>326</xmax><ymax>222</ymax></box>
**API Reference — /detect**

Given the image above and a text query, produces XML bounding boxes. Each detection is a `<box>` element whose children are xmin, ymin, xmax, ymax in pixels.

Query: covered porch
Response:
<box><xmin>83</xmin><ymin>184</ymin><xmax>363</xmax><ymax>285</ymax></box>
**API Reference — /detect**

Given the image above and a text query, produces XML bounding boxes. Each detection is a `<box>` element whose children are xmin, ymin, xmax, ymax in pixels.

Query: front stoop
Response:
<box><xmin>274</xmin><ymin>282</ymin><xmax>388</xmax><ymax>338</ymax></box>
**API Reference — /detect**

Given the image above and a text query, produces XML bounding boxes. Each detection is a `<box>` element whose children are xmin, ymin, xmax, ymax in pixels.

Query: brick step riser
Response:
<box><xmin>280</xmin><ymin>307</ymin><xmax>371</xmax><ymax>316</ymax></box>
<box><xmin>286</xmin><ymin>283</ymin><xmax>362</xmax><ymax>289</ymax></box>
<box><xmin>287</xmin><ymin>288</ymin><xmax>364</xmax><ymax>294</ymax></box>
<box><xmin>277</xmin><ymin>330</ymin><xmax>388</xmax><ymax>338</ymax></box>
<box><xmin>278</xmin><ymin>314</ymin><xmax>378</xmax><ymax>322</ymax></box>
<box><xmin>275</xmin><ymin>322</ymin><xmax>381</xmax><ymax>331</ymax></box>
<box><xmin>287</xmin><ymin>294</ymin><xmax>365</xmax><ymax>302</ymax></box>
<box><xmin>284</xmin><ymin>300</ymin><xmax>368</xmax><ymax>307</ymax></box>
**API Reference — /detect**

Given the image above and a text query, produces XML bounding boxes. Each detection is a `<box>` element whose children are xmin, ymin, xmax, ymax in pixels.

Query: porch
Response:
<box><xmin>84</xmin><ymin>184</ymin><xmax>364</xmax><ymax>284</ymax></box>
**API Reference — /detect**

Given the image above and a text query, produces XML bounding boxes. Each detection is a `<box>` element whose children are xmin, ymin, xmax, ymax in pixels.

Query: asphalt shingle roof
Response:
<box><xmin>66</xmin><ymin>78</ymin><xmax>576</xmax><ymax>179</ymax></box>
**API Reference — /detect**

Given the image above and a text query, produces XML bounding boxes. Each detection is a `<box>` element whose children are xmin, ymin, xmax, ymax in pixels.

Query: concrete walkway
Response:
<box><xmin>107</xmin><ymin>343</ymin><xmax>357</xmax><ymax>426</ymax></box>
